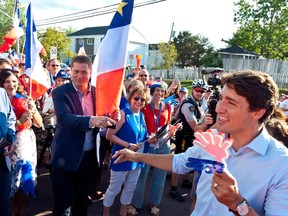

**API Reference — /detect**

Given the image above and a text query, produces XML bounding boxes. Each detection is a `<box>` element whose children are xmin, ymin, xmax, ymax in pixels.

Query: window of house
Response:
<box><xmin>87</xmin><ymin>38</ymin><xmax>94</xmax><ymax>45</ymax></box>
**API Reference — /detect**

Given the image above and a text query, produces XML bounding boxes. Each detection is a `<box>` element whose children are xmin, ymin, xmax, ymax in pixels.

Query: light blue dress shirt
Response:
<box><xmin>173</xmin><ymin>127</ymin><xmax>288</xmax><ymax>216</ymax></box>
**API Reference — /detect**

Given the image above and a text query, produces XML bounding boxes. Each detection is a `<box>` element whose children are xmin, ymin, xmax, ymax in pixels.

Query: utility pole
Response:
<box><xmin>169</xmin><ymin>22</ymin><xmax>175</xmax><ymax>42</ymax></box>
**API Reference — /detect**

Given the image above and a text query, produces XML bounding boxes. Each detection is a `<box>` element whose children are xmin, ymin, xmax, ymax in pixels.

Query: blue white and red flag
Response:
<box><xmin>92</xmin><ymin>0</ymin><xmax>134</xmax><ymax>116</ymax></box>
<box><xmin>24</xmin><ymin>3</ymin><xmax>50</xmax><ymax>100</ymax></box>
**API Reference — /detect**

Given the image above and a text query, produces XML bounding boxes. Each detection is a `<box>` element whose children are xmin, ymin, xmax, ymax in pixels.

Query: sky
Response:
<box><xmin>21</xmin><ymin>0</ymin><xmax>238</xmax><ymax>49</ymax></box>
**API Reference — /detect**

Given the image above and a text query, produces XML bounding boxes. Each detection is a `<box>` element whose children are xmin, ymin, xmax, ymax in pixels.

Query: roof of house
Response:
<box><xmin>68</xmin><ymin>26</ymin><xmax>109</xmax><ymax>37</ymax></box>
<box><xmin>68</xmin><ymin>26</ymin><xmax>149</xmax><ymax>44</ymax></box>
<box><xmin>218</xmin><ymin>45</ymin><xmax>259</xmax><ymax>56</ymax></box>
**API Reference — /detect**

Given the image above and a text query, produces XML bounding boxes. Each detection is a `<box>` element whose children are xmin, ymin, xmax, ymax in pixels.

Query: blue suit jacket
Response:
<box><xmin>51</xmin><ymin>83</ymin><xmax>99</xmax><ymax>171</ymax></box>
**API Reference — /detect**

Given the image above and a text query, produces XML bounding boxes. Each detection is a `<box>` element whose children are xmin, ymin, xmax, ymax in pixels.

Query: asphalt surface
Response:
<box><xmin>25</xmin><ymin>166</ymin><xmax>193</xmax><ymax>216</ymax></box>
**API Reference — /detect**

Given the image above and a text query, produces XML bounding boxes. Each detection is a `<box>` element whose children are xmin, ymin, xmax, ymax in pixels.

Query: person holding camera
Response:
<box><xmin>169</xmin><ymin>79</ymin><xmax>213</xmax><ymax>202</ymax></box>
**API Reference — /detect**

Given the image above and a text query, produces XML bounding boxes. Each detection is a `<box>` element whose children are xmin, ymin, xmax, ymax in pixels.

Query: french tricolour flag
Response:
<box><xmin>13</xmin><ymin>0</ymin><xmax>25</xmax><ymax>39</ymax></box>
<box><xmin>24</xmin><ymin>3</ymin><xmax>50</xmax><ymax>100</ymax></box>
<box><xmin>92</xmin><ymin>0</ymin><xmax>134</xmax><ymax>116</ymax></box>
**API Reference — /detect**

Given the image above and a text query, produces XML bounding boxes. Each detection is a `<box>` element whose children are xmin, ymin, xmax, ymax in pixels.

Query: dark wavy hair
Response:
<box><xmin>221</xmin><ymin>70</ymin><xmax>278</xmax><ymax>123</ymax></box>
<box><xmin>0</xmin><ymin>69</ymin><xmax>27</xmax><ymax>95</ymax></box>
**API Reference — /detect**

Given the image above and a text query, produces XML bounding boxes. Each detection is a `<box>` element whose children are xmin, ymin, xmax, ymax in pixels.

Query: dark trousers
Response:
<box><xmin>175</xmin><ymin>131</ymin><xmax>194</xmax><ymax>154</ymax></box>
<box><xmin>0</xmin><ymin>154</ymin><xmax>11</xmax><ymax>216</ymax></box>
<box><xmin>51</xmin><ymin>150</ymin><xmax>97</xmax><ymax>216</ymax></box>
<box><xmin>90</xmin><ymin>136</ymin><xmax>111</xmax><ymax>194</ymax></box>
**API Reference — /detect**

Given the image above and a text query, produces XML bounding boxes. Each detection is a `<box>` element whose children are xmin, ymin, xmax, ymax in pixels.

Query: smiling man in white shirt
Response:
<box><xmin>113</xmin><ymin>70</ymin><xmax>288</xmax><ymax>216</ymax></box>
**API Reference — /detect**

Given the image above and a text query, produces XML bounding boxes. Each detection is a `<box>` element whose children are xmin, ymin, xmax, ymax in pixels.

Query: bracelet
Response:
<box><xmin>127</xmin><ymin>143</ymin><xmax>131</xmax><ymax>149</ymax></box>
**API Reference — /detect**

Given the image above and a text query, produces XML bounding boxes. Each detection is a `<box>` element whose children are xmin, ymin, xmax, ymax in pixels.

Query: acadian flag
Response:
<box><xmin>92</xmin><ymin>0</ymin><xmax>134</xmax><ymax>116</ymax></box>
<box><xmin>0</xmin><ymin>0</ymin><xmax>24</xmax><ymax>53</ymax></box>
<box><xmin>24</xmin><ymin>3</ymin><xmax>50</xmax><ymax>100</ymax></box>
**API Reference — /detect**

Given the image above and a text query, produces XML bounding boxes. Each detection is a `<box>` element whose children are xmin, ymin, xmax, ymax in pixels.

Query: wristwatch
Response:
<box><xmin>229</xmin><ymin>199</ymin><xmax>250</xmax><ymax>216</ymax></box>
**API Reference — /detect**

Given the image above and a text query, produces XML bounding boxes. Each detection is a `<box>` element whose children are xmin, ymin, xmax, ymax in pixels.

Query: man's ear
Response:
<box><xmin>253</xmin><ymin>108</ymin><xmax>266</xmax><ymax>120</ymax></box>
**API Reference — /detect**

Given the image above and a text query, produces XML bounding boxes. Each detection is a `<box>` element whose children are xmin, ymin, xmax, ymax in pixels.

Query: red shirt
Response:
<box><xmin>142</xmin><ymin>102</ymin><xmax>171</xmax><ymax>134</ymax></box>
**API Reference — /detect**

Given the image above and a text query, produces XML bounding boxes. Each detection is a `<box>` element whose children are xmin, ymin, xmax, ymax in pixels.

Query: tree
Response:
<box><xmin>172</xmin><ymin>31</ymin><xmax>214</xmax><ymax>68</ymax></box>
<box><xmin>0</xmin><ymin>0</ymin><xmax>26</xmax><ymax>52</ymax></box>
<box><xmin>157</xmin><ymin>42</ymin><xmax>177</xmax><ymax>78</ymax></box>
<box><xmin>201</xmin><ymin>48</ymin><xmax>223</xmax><ymax>68</ymax></box>
<box><xmin>0</xmin><ymin>0</ymin><xmax>15</xmax><ymax>40</ymax></box>
<box><xmin>228</xmin><ymin>0</ymin><xmax>288</xmax><ymax>60</ymax></box>
<box><xmin>38</xmin><ymin>27</ymin><xmax>75</xmax><ymax>61</ymax></box>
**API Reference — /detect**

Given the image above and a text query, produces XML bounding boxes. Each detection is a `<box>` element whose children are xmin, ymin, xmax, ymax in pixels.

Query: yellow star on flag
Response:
<box><xmin>117</xmin><ymin>2</ymin><xmax>128</xmax><ymax>16</ymax></box>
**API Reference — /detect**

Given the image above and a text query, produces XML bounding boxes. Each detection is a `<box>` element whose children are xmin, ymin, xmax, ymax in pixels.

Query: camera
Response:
<box><xmin>201</xmin><ymin>67</ymin><xmax>224</xmax><ymax>125</ymax></box>
<box><xmin>201</xmin><ymin>67</ymin><xmax>223</xmax><ymax>87</ymax></box>
<box><xmin>207</xmin><ymin>76</ymin><xmax>221</xmax><ymax>87</ymax></box>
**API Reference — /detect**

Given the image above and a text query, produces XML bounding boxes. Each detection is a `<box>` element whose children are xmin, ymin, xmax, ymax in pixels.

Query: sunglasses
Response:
<box><xmin>51</xmin><ymin>64</ymin><xmax>60</xmax><ymax>67</ymax></box>
<box><xmin>194</xmin><ymin>88</ymin><xmax>205</xmax><ymax>93</ymax></box>
<box><xmin>133</xmin><ymin>96</ymin><xmax>145</xmax><ymax>102</ymax></box>
<box><xmin>139</xmin><ymin>74</ymin><xmax>148</xmax><ymax>77</ymax></box>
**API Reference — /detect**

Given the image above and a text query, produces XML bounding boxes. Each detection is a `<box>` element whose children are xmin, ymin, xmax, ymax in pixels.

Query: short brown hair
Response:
<box><xmin>71</xmin><ymin>55</ymin><xmax>92</xmax><ymax>70</ymax></box>
<box><xmin>221</xmin><ymin>70</ymin><xmax>278</xmax><ymax>123</ymax></box>
<box><xmin>127</xmin><ymin>87</ymin><xmax>150</xmax><ymax>106</ymax></box>
<box><xmin>127</xmin><ymin>79</ymin><xmax>144</xmax><ymax>93</ymax></box>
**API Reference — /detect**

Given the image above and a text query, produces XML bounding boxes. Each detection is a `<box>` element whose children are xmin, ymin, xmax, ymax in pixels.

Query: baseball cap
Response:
<box><xmin>179</xmin><ymin>87</ymin><xmax>188</xmax><ymax>93</ymax></box>
<box><xmin>54</xmin><ymin>69</ymin><xmax>69</xmax><ymax>80</ymax></box>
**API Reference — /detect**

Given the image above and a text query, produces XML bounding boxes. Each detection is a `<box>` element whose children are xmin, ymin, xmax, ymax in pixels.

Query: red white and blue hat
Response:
<box><xmin>150</xmin><ymin>81</ymin><xmax>168</xmax><ymax>90</ymax></box>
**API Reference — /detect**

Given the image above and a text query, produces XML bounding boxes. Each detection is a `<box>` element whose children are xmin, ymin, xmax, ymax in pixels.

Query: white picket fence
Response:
<box><xmin>149</xmin><ymin>58</ymin><xmax>288</xmax><ymax>88</ymax></box>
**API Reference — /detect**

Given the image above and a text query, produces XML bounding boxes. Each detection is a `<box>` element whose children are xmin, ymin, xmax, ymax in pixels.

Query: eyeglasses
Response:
<box><xmin>133</xmin><ymin>96</ymin><xmax>145</xmax><ymax>102</ymax></box>
<box><xmin>139</xmin><ymin>74</ymin><xmax>148</xmax><ymax>77</ymax></box>
<box><xmin>51</xmin><ymin>64</ymin><xmax>59</xmax><ymax>67</ymax></box>
<box><xmin>194</xmin><ymin>88</ymin><xmax>205</xmax><ymax>94</ymax></box>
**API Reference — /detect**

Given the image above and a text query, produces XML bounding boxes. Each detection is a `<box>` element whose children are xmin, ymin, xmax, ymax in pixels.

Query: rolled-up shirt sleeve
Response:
<box><xmin>172</xmin><ymin>145</ymin><xmax>202</xmax><ymax>174</ymax></box>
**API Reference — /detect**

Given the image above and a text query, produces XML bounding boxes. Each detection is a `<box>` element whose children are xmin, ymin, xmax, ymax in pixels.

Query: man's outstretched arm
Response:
<box><xmin>113</xmin><ymin>148</ymin><xmax>174</xmax><ymax>172</ymax></box>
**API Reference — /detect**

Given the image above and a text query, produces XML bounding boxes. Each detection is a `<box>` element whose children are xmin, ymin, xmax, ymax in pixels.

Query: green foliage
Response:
<box><xmin>229</xmin><ymin>0</ymin><xmax>288</xmax><ymax>60</ymax></box>
<box><xmin>38</xmin><ymin>27</ymin><xmax>75</xmax><ymax>61</ymax></box>
<box><xmin>172</xmin><ymin>31</ymin><xmax>216</xmax><ymax>68</ymax></box>
<box><xmin>201</xmin><ymin>48</ymin><xmax>223</xmax><ymax>68</ymax></box>
<box><xmin>0</xmin><ymin>0</ymin><xmax>14</xmax><ymax>40</ymax></box>
<box><xmin>0</xmin><ymin>0</ymin><xmax>26</xmax><ymax>51</ymax></box>
<box><xmin>157</xmin><ymin>42</ymin><xmax>177</xmax><ymax>77</ymax></box>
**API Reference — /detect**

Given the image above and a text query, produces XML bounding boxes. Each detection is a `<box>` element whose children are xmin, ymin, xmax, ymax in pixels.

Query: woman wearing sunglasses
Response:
<box><xmin>103</xmin><ymin>87</ymin><xmax>150</xmax><ymax>216</ymax></box>
<box><xmin>129</xmin><ymin>81</ymin><xmax>172</xmax><ymax>216</ymax></box>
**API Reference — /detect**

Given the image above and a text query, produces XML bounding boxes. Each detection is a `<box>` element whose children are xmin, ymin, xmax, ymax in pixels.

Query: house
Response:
<box><xmin>218</xmin><ymin>45</ymin><xmax>259</xmax><ymax>60</ymax></box>
<box><xmin>67</xmin><ymin>26</ymin><xmax>149</xmax><ymax>67</ymax></box>
<box><xmin>147</xmin><ymin>43</ymin><xmax>162</xmax><ymax>69</ymax></box>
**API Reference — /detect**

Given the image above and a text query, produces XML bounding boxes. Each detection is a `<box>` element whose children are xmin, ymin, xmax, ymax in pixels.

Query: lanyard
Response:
<box><xmin>150</xmin><ymin>102</ymin><xmax>162</xmax><ymax>132</ymax></box>
<box><xmin>128</xmin><ymin>107</ymin><xmax>144</xmax><ymax>142</ymax></box>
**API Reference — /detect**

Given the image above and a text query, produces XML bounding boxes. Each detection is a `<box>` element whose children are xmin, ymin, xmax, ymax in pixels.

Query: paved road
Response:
<box><xmin>25</xmin><ymin>166</ymin><xmax>192</xmax><ymax>216</ymax></box>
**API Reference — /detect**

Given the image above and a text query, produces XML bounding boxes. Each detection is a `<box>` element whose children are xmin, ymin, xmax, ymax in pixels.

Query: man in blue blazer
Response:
<box><xmin>0</xmin><ymin>87</ymin><xmax>16</xmax><ymax>216</ymax></box>
<box><xmin>51</xmin><ymin>55</ymin><xmax>117</xmax><ymax>216</ymax></box>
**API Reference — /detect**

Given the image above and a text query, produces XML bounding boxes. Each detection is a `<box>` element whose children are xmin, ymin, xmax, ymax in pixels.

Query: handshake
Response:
<box><xmin>90</xmin><ymin>110</ymin><xmax>121</xmax><ymax>129</ymax></box>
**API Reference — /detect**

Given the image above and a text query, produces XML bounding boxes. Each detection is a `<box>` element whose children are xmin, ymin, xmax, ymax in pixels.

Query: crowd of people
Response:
<box><xmin>0</xmin><ymin>54</ymin><xmax>288</xmax><ymax>216</ymax></box>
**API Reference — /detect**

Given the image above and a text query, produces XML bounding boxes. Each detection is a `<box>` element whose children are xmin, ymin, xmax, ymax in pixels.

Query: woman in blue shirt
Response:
<box><xmin>103</xmin><ymin>86</ymin><xmax>150</xmax><ymax>216</ymax></box>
